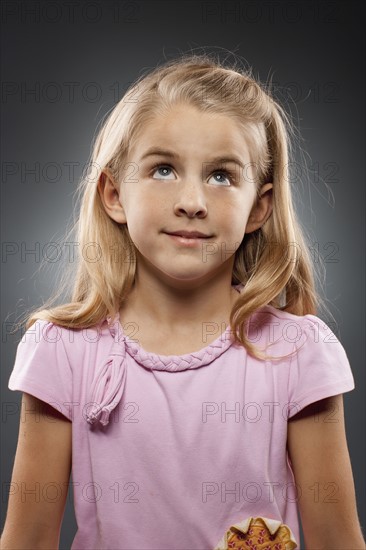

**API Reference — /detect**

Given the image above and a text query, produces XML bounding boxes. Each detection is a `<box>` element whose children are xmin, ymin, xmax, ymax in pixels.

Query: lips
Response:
<box><xmin>165</xmin><ymin>230</ymin><xmax>212</xmax><ymax>239</ymax></box>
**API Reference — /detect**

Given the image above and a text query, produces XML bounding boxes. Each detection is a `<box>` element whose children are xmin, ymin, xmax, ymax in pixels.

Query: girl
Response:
<box><xmin>2</xmin><ymin>53</ymin><xmax>365</xmax><ymax>549</ymax></box>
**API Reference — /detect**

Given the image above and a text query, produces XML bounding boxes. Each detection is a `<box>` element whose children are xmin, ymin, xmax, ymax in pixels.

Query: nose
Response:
<box><xmin>173</xmin><ymin>178</ymin><xmax>208</xmax><ymax>218</ymax></box>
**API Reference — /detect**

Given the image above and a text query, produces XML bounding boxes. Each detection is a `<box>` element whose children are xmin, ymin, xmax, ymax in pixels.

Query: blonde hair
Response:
<box><xmin>14</xmin><ymin>51</ymin><xmax>334</xmax><ymax>360</ymax></box>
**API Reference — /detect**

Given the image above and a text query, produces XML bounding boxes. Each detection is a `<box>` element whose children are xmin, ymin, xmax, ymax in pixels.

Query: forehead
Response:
<box><xmin>131</xmin><ymin>104</ymin><xmax>252</xmax><ymax>162</ymax></box>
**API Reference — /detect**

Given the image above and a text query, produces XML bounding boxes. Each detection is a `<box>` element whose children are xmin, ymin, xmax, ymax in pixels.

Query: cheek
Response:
<box><xmin>216</xmin><ymin>200</ymin><xmax>251</xmax><ymax>229</ymax></box>
<box><xmin>125</xmin><ymin>195</ymin><xmax>166</xmax><ymax>239</ymax></box>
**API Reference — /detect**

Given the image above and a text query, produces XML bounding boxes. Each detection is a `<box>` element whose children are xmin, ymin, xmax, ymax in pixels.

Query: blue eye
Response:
<box><xmin>151</xmin><ymin>164</ymin><xmax>234</xmax><ymax>185</ymax></box>
<box><xmin>152</xmin><ymin>165</ymin><xmax>174</xmax><ymax>179</ymax></box>
<box><xmin>210</xmin><ymin>170</ymin><xmax>232</xmax><ymax>186</ymax></box>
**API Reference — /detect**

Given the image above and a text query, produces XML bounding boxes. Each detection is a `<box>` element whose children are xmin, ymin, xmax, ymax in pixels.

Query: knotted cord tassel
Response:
<box><xmin>86</xmin><ymin>331</ymin><xmax>127</xmax><ymax>426</ymax></box>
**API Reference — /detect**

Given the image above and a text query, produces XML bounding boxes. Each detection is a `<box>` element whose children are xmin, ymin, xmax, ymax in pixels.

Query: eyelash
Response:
<box><xmin>150</xmin><ymin>163</ymin><xmax>237</xmax><ymax>185</ymax></box>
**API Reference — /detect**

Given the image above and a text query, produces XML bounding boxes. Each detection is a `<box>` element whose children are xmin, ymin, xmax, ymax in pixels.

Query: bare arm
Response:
<box><xmin>287</xmin><ymin>394</ymin><xmax>365</xmax><ymax>549</ymax></box>
<box><xmin>1</xmin><ymin>392</ymin><xmax>72</xmax><ymax>549</ymax></box>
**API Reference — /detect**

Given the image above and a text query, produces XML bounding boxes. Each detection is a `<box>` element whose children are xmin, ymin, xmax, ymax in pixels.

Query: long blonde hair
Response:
<box><xmin>15</xmin><ymin>52</ymin><xmax>333</xmax><ymax>360</ymax></box>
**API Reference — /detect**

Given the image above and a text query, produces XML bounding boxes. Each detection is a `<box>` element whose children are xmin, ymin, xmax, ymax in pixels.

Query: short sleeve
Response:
<box><xmin>8</xmin><ymin>320</ymin><xmax>73</xmax><ymax>421</ymax></box>
<box><xmin>287</xmin><ymin>314</ymin><xmax>355</xmax><ymax>419</ymax></box>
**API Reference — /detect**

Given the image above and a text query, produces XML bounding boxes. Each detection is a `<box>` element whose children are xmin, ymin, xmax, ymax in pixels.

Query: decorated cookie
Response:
<box><xmin>214</xmin><ymin>516</ymin><xmax>298</xmax><ymax>550</ymax></box>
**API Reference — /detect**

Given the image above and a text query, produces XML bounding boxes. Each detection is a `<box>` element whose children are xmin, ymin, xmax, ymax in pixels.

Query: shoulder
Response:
<box><xmin>245</xmin><ymin>305</ymin><xmax>352</xmax><ymax>372</ymax></box>
<box><xmin>251</xmin><ymin>305</ymin><xmax>341</xmax><ymax>346</ymax></box>
<box><xmin>252</xmin><ymin>304</ymin><xmax>325</xmax><ymax>327</ymax></box>
<box><xmin>18</xmin><ymin>318</ymin><xmax>114</xmax><ymax>367</ymax></box>
<box><xmin>11</xmin><ymin>318</ymin><xmax>116</xmax><ymax>416</ymax></box>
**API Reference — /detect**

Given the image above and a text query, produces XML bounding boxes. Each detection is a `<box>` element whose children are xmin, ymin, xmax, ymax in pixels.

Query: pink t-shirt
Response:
<box><xmin>8</xmin><ymin>284</ymin><xmax>355</xmax><ymax>549</ymax></box>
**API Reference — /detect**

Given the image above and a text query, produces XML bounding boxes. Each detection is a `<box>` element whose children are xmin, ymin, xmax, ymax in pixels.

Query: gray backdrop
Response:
<box><xmin>1</xmin><ymin>1</ymin><xmax>365</xmax><ymax>548</ymax></box>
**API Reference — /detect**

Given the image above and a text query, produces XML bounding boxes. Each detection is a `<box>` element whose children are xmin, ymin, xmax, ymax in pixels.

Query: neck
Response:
<box><xmin>120</xmin><ymin>275</ymin><xmax>241</xmax><ymax>332</ymax></box>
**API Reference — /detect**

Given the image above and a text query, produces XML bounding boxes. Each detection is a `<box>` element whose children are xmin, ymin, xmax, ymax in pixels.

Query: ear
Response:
<box><xmin>245</xmin><ymin>183</ymin><xmax>273</xmax><ymax>234</ymax></box>
<box><xmin>97</xmin><ymin>168</ymin><xmax>127</xmax><ymax>224</ymax></box>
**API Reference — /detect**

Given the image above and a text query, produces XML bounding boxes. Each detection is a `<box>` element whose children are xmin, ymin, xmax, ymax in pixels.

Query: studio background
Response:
<box><xmin>1</xmin><ymin>1</ymin><xmax>365</xmax><ymax>548</ymax></box>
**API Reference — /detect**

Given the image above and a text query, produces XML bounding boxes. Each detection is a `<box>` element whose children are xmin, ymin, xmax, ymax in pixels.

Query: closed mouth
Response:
<box><xmin>165</xmin><ymin>232</ymin><xmax>212</xmax><ymax>239</ymax></box>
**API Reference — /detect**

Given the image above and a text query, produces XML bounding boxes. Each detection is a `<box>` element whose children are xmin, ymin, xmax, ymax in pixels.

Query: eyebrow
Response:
<box><xmin>139</xmin><ymin>147</ymin><xmax>246</xmax><ymax>169</ymax></box>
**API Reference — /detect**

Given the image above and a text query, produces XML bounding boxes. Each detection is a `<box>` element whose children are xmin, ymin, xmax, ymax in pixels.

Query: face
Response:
<box><xmin>99</xmin><ymin>103</ymin><xmax>273</xmax><ymax>290</ymax></box>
